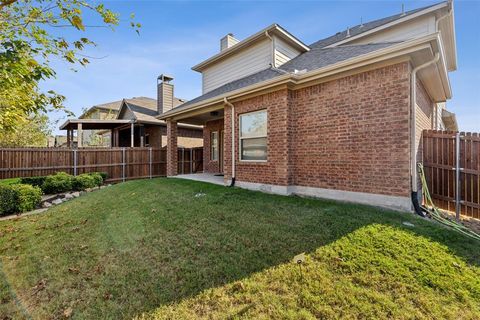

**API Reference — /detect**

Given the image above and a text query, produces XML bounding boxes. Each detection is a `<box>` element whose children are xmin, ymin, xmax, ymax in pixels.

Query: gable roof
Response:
<box><xmin>118</xmin><ymin>96</ymin><xmax>190</xmax><ymax>124</ymax></box>
<box><xmin>309</xmin><ymin>2</ymin><xmax>444</xmax><ymax>49</ymax></box>
<box><xmin>173</xmin><ymin>42</ymin><xmax>398</xmax><ymax>111</ymax></box>
<box><xmin>79</xmin><ymin>100</ymin><xmax>122</xmax><ymax>119</ymax></box>
<box><xmin>160</xmin><ymin>1</ymin><xmax>451</xmax><ymax>119</ymax></box>
<box><xmin>192</xmin><ymin>24</ymin><xmax>310</xmax><ymax>72</ymax></box>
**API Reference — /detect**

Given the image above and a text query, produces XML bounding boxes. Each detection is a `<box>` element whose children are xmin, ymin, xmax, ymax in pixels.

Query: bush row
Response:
<box><xmin>40</xmin><ymin>172</ymin><xmax>106</xmax><ymax>194</ymax></box>
<box><xmin>0</xmin><ymin>184</ymin><xmax>42</xmax><ymax>216</ymax></box>
<box><xmin>0</xmin><ymin>172</ymin><xmax>107</xmax><ymax>216</ymax></box>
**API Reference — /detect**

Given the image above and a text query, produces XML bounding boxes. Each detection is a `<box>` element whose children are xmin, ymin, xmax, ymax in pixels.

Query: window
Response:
<box><xmin>239</xmin><ymin>110</ymin><xmax>267</xmax><ymax>161</ymax></box>
<box><xmin>211</xmin><ymin>131</ymin><xmax>219</xmax><ymax>161</ymax></box>
<box><xmin>145</xmin><ymin>134</ymin><xmax>150</xmax><ymax>147</ymax></box>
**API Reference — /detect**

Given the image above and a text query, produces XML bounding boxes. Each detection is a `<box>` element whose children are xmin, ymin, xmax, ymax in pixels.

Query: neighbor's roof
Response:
<box><xmin>79</xmin><ymin>100</ymin><xmax>122</xmax><ymax>119</ymax></box>
<box><xmin>120</xmin><ymin>96</ymin><xmax>186</xmax><ymax>123</ymax></box>
<box><xmin>161</xmin><ymin>2</ymin><xmax>446</xmax><ymax>118</ymax></box>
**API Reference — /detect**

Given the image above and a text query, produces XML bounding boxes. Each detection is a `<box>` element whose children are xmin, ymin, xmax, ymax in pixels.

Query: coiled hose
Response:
<box><xmin>418</xmin><ymin>163</ymin><xmax>480</xmax><ymax>241</ymax></box>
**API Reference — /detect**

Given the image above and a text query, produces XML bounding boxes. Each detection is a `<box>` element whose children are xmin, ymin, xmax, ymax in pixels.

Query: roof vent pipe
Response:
<box><xmin>401</xmin><ymin>3</ymin><xmax>406</xmax><ymax>16</ymax></box>
<box><xmin>346</xmin><ymin>27</ymin><xmax>350</xmax><ymax>38</ymax></box>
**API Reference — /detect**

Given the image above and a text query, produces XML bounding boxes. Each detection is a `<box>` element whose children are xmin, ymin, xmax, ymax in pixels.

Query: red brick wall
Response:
<box><xmin>204</xmin><ymin>119</ymin><xmax>224</xmax><ymax>174</ymax></box>
<box><xmin>166</xmin><ymin>121</ymin><xmax>178</xmax><ymax>176</ymax></box>
<box><xmin>224</xmin><ymin>89</ymin><xmax>292</xmax><ymax>186</ymax></box>
<box><xmin>224</xmin><ymin>62</ymin><xmax>412</xmax><ymax>197</ymax></box>
<box><xmin>291</xmin><ymin>62</ymin><xmax>411</xmax><ymax>197</ymax></box>
<box><xmin>415</xmin><ymin>79</ymin><xmax>433</xmax><ymax>163</ymax></box>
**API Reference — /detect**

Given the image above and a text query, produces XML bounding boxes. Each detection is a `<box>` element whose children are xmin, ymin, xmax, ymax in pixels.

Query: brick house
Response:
<box><xmin>60</xmin><ymin>76</ymin><xmax>203</xmax><ymax>148</ymax></box>
<box><xmin>158</xmin><ymin>1</ymin><xmax>457</xmax><ymax>211</ymax></box>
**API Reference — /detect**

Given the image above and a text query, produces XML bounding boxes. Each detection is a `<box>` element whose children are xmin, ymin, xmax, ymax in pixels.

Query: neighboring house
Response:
<box><xmin>60</xmin><ymin>76</ymin><xmax>203</xmax><ymax>148</ymax></box>
<box><xmin>79</xmin><ymin>100</ymin><xmax>122</xmax><ymax>146</ymax></box>
<box><xmin>159</xmin><ymin>1</ymin><xmax>458</xmax><ymax>212</ymax></box>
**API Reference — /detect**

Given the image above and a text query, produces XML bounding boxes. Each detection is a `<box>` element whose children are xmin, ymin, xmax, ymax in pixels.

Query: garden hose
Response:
<box><xmin>417</xmin><ymin>163</ymin><xmax>480</xmax><ymax>241</ymax></box>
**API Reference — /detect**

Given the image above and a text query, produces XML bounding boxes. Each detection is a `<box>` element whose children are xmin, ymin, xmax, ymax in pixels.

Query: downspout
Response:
<box><xmin>436</xmin><ymin>2</ymin><xmax>452</xmax><ymax>32</ymax></box>
<box><xmin>410</xmin><ymin>52</ymin><xmax>440</xmax><ymax>216</ymax></box>
<box><xmin>265</xmin><ymin>31</ymin><xmax>276</xmax><ymax>68</ymax></box>
<box><xmin>224</xmin><ymin>97</ymin><xmax>235</xmax><ymax>187</ymax></box>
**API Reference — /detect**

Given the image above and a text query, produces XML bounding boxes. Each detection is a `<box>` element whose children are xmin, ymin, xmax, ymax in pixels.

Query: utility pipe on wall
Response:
<box><xmin>224</xmin><ymin>97</ymin><xmax>235</xmax><ymax>186</ymax></box>
<box><xmin>265</xmin><ymin>31</ymin><xmax>276</xmax><ymax>68</ymax></box>
<box><xmin>410</xmin><ymin>52</ymin><xmax>440</xmax><ymax>215</ymax></box>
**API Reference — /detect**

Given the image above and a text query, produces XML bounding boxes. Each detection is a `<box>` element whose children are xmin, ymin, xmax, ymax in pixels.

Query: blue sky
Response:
<box><xmin>44</xmin><ymin>0</ymin><xmax>479</xmax><ymax>133</ymax></box>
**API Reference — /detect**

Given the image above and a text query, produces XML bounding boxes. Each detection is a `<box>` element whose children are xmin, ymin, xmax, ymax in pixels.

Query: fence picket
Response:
<box><xmin>0</xmin><ymin>147</ymin><xmax>203</xmax><ymax>183</ymax></box>
<box><xmin>423</xmin><ymin>130</ymin><xmax>480</xmax><ymax>220</ymax></box>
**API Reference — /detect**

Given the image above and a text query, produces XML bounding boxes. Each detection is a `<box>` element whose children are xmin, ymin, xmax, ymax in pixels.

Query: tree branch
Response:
<box><xmin>0</xmin><ymin>0</ymin><xmax>18</xmax><ymax>10</ymax></box>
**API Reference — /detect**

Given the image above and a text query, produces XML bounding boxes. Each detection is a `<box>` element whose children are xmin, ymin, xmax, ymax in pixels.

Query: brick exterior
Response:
<box><xmin>204</xmin><ymin>119</ymin><xmax>224</xmax><ymax>174</ymax></box>
<box><xmin>166</xmin><ymin>120</ymin><xmax>178</xmax><ymax>176</ymax></box>
<box><xmin>415</xmin><ymin>79</ymin><xmax>434</xmax><ymax>163</ymax></box>
<box><xmin>223</xmin><ymin>62</ymin><xmax>412</xmax><ymax>197</ymax></box>
<box><xmin>169</xmin><ymin>61</ymin><xmax>434</xmax><ymax>201</ymax></box>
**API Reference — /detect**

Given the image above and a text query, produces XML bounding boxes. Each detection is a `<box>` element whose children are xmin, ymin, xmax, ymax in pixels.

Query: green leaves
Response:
<box><xmin>0</xmin><ymin>0</ymin><xmax>139</xmax><ymax>132</ymax></box>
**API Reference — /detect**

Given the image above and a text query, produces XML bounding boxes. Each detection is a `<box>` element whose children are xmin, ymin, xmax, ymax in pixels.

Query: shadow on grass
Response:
<box><xmin>0</xmin><ymin>178</ymin><xmax>479</xmax><ymax>319</ymax></box>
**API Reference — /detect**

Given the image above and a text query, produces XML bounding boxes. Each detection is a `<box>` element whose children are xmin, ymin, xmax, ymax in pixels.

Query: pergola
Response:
<box><xmin>59</xmin><ymin>119</ymin><xmax>135</xmax><ymax>147</ymax></box>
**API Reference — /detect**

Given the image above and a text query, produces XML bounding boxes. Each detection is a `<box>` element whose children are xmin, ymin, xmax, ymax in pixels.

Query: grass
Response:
<box><xmin>0</xmin><ymin>178</ymin><xmax>20</xmax><ymax>186</ymax></box>
<box><xmin>0</xmin><ymin>178</ymin><xmax>478</xmax><ymax>319</ymax></box>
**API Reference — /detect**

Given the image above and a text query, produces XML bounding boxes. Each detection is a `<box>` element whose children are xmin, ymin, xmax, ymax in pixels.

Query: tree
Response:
<box><xmin>0</xmin><ymin>0</ymin><xmax>139</xmax><ymax>131</ymax></box>
<box><xmin>0</xmin><ymin>113</ymin><xmax>52</xmax><ymax>147</ymax></box>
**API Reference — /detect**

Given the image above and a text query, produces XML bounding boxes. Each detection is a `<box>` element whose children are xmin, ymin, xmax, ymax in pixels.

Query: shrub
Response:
<box><xmin>89</xmin><ymin>172</ymin><xmax>107</xmax><ymax>182</ymax></box>
<box><xmin>20</xmin><ymin>176</ymin><xmax>46</xmax><ymax>187</ymax></box>
<box><xmin>11</xmin><ymin>184</ymin><xmax>42</xmax><ymax>213</ymax></box>
<box><xmin>0</xmin><ymin>185</ymin><xmax>19</xmax><ymax>216</ymax></box>
<box><xmin>88</xmin><ymin>173</ymin><xmax>103</xmax><ymax>186</ymax></box>
<box><xmin>42</xmin><ymin>172</ymin><xmax>73</xmax><ymax>194</ymax></box>
<box><xmin>73</xmin><ymin>174</ymin><xmax>97</xmax><ymax>191</ymax></box>
<box><xmin>0</xmin><ymin>184</ymin><xmax>42</xmax><ymax>216</ymax></box>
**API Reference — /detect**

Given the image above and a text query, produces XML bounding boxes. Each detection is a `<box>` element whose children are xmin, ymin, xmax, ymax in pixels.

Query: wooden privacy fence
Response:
<box><xmin>422</xmin><ymin>130</ymin><xmax>479</xmax><ymax>220</ymax></box>
<box><xmin>0</xmin><ymin>147</ymin><xmax>203</xmax><ymax>182</ymax></box>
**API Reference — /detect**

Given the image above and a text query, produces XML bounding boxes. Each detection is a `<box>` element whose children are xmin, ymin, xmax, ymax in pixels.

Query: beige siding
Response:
<box><xmin>415</xmin><ymin>79</ymin><xmax>434</xmax><ymax>165</ymax></box>
<box><xmin>274</xmin><ymin>36</ymin><xmax>301</xmax><ymax>67</ymax></box>
<box><xmin>158</xmin><ymin>83</ymin><xmax>173</xmax><ymax>114</ymax></box>
<box><xmin>202</xmin><ymin>38</ymin><xmax>272</xmax><ymax>93</ymax></box>
<box><xmin>350</xmin><ymin>15</ymin><xmax>436</xmax><ymax>45</ymax></box>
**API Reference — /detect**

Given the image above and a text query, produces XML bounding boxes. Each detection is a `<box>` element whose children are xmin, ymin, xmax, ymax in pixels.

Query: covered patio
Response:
<box><xmin>59</xmin><ymin>119</ymin><xmax>164</xmax><ymax>148</ymax></box>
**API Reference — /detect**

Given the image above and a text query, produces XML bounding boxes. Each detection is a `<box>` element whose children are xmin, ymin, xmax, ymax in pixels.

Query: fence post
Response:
<box><xmin>182</xmin><ymin>147</ymin><xmax>185</xmax><ymax>174</ymax></box>
<box><xmin>190</xmin><ymin>148</ymin><xmax>193</xmax><ymax>174</ymax></box>
<box><xmin>73</xmin><ymin>149</ymin><xmax>77</xmax><ymax>176</ymax></box>
<box><xmin>122</xmin><ymin>147</ymin><xmax>126</xmax><ymax>182</ymax></box>
<box><xmin>149</xmin><ymin>147</ymin><xmax>152</xmax><ymax>179</ymax></box>
<box><xmin>455</xmin><ymin>132</ymin><xmax>460</xmax><ymax>220</ymax></box>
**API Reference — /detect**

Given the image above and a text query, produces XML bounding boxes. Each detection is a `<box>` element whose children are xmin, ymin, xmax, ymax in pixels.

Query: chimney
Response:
<box><xmin>220</xmin><ymin>33</ymin><xmax>239</xmax><ymax>51</ymax></box>
<box><xmin>157</xmin><ymin>74</ymin><xmax>174</xmax><ymax>114</ymax></box>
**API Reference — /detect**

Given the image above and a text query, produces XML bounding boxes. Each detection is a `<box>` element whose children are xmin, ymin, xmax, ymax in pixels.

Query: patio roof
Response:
<box><xmin>59</xmin><ymin>119</ymin><xmax>133</xmax><ymax>130</ymax></box>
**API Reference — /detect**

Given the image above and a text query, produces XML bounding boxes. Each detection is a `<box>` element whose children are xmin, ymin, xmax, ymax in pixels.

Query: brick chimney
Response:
<box><xmin>157</xmin><ymin>74</ymin><xmax>174</xmax><ymax>114</ymax></box>
<box><xmin>220</xmin><ymin>33</ymin><xmax>239</xmax><ymax>52</ymax></box>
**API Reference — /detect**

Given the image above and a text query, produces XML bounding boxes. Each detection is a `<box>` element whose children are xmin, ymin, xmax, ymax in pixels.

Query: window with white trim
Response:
<box><xmin>239</xmin><ymin>110</ymin><xmax>267</xmax><ymax>161</ymax></box>
<box><xmin>210</xmin><ymin>131</ymin><xmax>219</xmax><ymax>161</ymax></box>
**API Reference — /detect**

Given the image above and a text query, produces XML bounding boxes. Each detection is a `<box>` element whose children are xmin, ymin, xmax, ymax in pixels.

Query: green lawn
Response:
<box><xmin>0</xmin><ymin>178</ymin><xmax>479</xmax><ymax>319</ymax></box>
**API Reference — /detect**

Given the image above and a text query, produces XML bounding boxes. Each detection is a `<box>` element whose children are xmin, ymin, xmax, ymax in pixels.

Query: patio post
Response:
<box><xmin>166</xmin><ymin>120</ymin><xmax>178</xmax><ymax>176</ymax></box>
<box><xmin>130</xmin><ymin>122</ymin><xmax>134</xmax><ymax>148</ymax></box>
<box><xmin>77</xmin><ymin>123</ymin><xmax>83</xmax><ymax>148</ymax></box>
